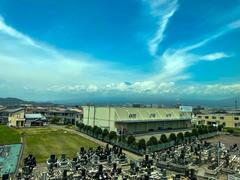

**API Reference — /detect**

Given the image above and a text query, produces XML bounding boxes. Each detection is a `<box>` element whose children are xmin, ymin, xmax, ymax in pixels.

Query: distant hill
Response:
<box><xmin>0</xmin><ymin>97</ymin><xmax>54</xmax><ymax>106</ymax></box>
<box><xmin>54</xmin><ymin>96</ymin><xmax>240</xmax><ymax>108</ymax></box>
<box><xmin>0</xmin><ymin>97</ymin><xmax>25</xmax><ymax>105</ymax></box>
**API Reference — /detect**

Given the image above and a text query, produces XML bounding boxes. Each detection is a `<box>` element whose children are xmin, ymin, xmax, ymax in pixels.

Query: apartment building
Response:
<box><xmin>194</xmin><ymin>113</ymin><xmax>240</xmax><ymax>128</ymax></box>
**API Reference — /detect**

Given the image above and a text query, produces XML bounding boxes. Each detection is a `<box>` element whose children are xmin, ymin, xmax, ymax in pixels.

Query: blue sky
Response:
<box><xmin>0</xmin><ymin>0</ymin><xmax>239</xmax><ymax>103</ymax></box>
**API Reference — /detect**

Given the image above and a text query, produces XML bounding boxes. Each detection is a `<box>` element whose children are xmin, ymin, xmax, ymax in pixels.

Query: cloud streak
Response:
<box><xmin>0</xmin><ymin>15</ymin><xmax>39</xmax><ymax>48</ymax></box>
<box><xmin>41</xmin><ymin>81</ymin><xmax>240</xmax><ymax>101</ymax></box>
<box><xmin>151</xmin><ymin>19</ymin><xmax>240</xmax><ymax>81</ymax></box>
<box><xmin>147</xmin><ymin>0</ymin><xmax>178</xmax><ymax>56</ymax></box>
<box><xmin>0</xmin><ymin>16</ymin><xmax>142</xmax><ymax>90</ymax></box>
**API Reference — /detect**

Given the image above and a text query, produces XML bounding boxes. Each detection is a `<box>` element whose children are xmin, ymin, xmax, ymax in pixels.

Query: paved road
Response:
<box><xmin>50</xmin><ymin>125</ymin><xmax>142</xmax><ymax>161</ymax></box>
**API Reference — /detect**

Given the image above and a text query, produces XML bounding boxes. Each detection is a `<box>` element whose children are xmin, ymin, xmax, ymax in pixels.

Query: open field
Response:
<box><xmin>0</xmin><ymin>126</ymin><xmax>99</xmax><ymax>163</ymax></box>
<box><xmin>18</xmin><ymin>127</ymin><xmax>98</xmax><ymax>163</ymax></box>
<box><xmin>0</xmin><ymin>125</ymin><xmax>21</xmax><ymax>145</ymax></box>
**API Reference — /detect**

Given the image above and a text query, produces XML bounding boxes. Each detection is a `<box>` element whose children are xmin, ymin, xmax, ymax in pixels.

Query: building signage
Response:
<box><xmin>179</xmin><ymin>106</ymin><xmax>192</xmax><ymax>112</ymax></box>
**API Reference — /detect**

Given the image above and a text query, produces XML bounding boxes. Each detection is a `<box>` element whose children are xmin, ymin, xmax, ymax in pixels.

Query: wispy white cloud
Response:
<box><xmin>147</xmin><ymin>0</ymin><xmax>178</xmax><ymax>56</ymax></box>
<box><xmin>0</xmin><ymin>14</ymin><xmax>239</xmax><ymax>101</ymax></box>
<box><xmin>144</xmin><ymin>2</ymin><xmax>239</xmax><ymax>83</ymax></box>
<box><xmin>151</xmin><ymin>19</ymin><xmax>240</xmax><ymax>81</ymax></box>
<box><xmin>44</xmin><ymin>81</ymin><xmax>240</xmax><ymax>101</ymax></box>
<box><xmin>0</xmin><ymin>16</ymin><xmax>142</xmax><ymax>90</ymax></box>
<box><xmin>228</xmin><ymin>19</ymin><xmax>240</xmax><ymax>29</ymax></box>
<box><xmin>0</xmin><ymin>15</ymin><xmax>40</xmax><ymax>48</ymax></box>
<box><xmin>202</xmin><ymin>53</ymin><xmax>230</xmax><ymax>61</ymax></box>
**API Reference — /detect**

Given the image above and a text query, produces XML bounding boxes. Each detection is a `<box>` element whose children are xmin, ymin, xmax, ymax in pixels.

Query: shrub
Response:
<box><xmin>147</xmin><ymin>136</ymin><xmax>158</xmax><ymax>146</ymax></box>
<box><xmin>138</xmin><ymin>139</ymin><xmax>146</xmax><ymax>150</ymax></box>
<box><xmin>218</xmin><ymin>125</ymin><xmax>223</xmax><ymax>131</ymax></box>
<box><xmin>87</xmin><ymin>126</ymin><xmax>92</xmax><ymax>133</ymax></box>
<box><xmin>227</xmin><ymin>129</ymin><xmax>234</xmax><ymax>134</ymax></box>
<box><xmin>51</xmin><ymin>116</ymin><xmax>60</xmax><ymax>124</ymax></box>
<box><xmin>96</xmin><ymin>127</ymin><xmax>102</xmax><ymax>137</ymax></box>
<box><xmin>184</xmin><ymin>131</ymin><xmax>191</xmax><ymax>138</ymax></box>
<box><xmin>78</xmin><ymin>123</ymin><xmax>85</xmax><ymax>130</ymax></box>
<box><xmin>102</xmin><ymin>129</ymin><xmax>109</xmax><ymax>138</ymax></box>
<box><xmin>177</xmin><ymin>132</ymin><xmax>184</xmax><ymax>141</ymax></box>
<box><xmin>198</xmin><ymin>127</ymin><xmax>204</xmax><ymax>134</ymax></box>
<box><xmin>93</xmin><ymin>126</ymin><xmax>98</xmax><ymax>135</ymax></box>
<box><xmin>118</xmin><ymin>135</ymin><xmax>126</xmax><ymax>143</ymax></box>
<box><xmin>160</xmin><ymin>134</ymin><xmax>168</xmax><ymax>143</ymax></box>
<box><xmin>169</xmin><ymin>133</ymin><xmax>177</xmax><ymax>142</ymax></box>
<box><xmin>127</xmin><ymin>135</ymin><xmax>136</xmax><ymax>145</ymax></box>
<box><xmin>192</xmin><ymin>128</ymin><xmax>198</xmax><ymax>137</ymax></box>
<box><xmin>109</xmin><ymin>131</ymin><xmax>117</xmax><ymax>140</ymax></box>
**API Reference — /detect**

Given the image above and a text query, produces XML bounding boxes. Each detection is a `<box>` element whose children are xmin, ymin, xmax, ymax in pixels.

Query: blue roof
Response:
<box><xmin>25</xmin><ymin>113</ymin><xmax>46</xmax><ymax>120</ymax></box>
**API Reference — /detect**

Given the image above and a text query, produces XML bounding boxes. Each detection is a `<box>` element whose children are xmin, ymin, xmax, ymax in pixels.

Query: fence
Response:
<box><xmin>77</xmin><ymin>128</ymin><xmax>220</xmax><ymax>155</ymax></box>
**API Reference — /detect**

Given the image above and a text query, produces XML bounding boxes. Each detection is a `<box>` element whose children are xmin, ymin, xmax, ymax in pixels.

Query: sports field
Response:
<box><xmin>0</xmin><ymin>126</ymin><xmax>98</xmax><ymax>163</ymax></box>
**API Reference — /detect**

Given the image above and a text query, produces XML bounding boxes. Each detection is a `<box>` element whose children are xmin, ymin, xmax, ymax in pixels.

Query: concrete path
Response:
<box><xmin>49</xmin><ymin>125</ymin><xmax>142</xmax><ymax>161</ymax></box>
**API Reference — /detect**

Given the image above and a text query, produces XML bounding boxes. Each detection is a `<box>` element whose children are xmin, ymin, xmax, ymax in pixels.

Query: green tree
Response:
<box><xmin>160</xmin><ymin>134</ymin><xmax>168</xmax><ymax>143</ymax></box>
<box><xmin>118</xmin><ymin>135</ymin><xmax>126</xmax><ymax>143</ymax></box>
<box><xmin>192</xmin><ymin>128</ymin><xmax>198</xmax><ymax>137</ymax></box>
<box><xmin>218</xmin><ymin>125</ymin><xmax>223</xmax><ymax>131</ymax></box>
<box><xmin>109</xmin><ymin>131</ymin><xmax>117</xmax><ymax>140</ymax></box>
<box><xmin>198</xmin><ymin>127</ymin><xmax>204</xmax><ymax>134</ymax></box>
<box><xmin>87</xmin><ymin>126</ymin><xmax>93</xmax><ymax>134</ymax></box>
<box><xmin>127</xmin><ymin>135</ymin><xmax>136</xmax><ymax>145</ymax></box>
<box><xmin>138</xmin><ymin>139</ymin><xmax>146</xmax><ymax>150</ymax></box>
<box><xmin>96</xmin><ymin>127</ymin><xmax>102</xmax><ymax>137</ymax></box>
<box><xmin>208</xmin><ymin>126</ymin><xmax>214</xmax><ymax>133</ymax></box>
<box><xmin>147</xmin><ymin>136</ymin><xmax>158</xmax><ymax>146</ymax></box>
<box><xmin>169</xmin><ymin>133</ymin><xmax>177</xmax><ymax>142</ymax></box>
<box><xmin>93</xmin><ymin>126</ymin><xmax>98</xmax><ymax>136</ymax></box>
<box><xmin>184</xmin><ymin>131</ymin><xmax>191</xmax><ymax>138</ymax></box>
<box><xmin>177</xmin><ymin>132</ymin><xmax>184</xmax><ymax>141</ymax></box>
<box><xmin>78</xmin><ymin>123</ymin><xmax>85</xmax><ymax>130</ymax></box>
<box><xmin>227</xmin><ymin>129</ymin><xmax>234</xmax><ymax>134</ymax></box>
<box><xmin>51</xmin><ymin>116</ymin><xmax>60</xmax><ymax>124</ymax></box>
<box><xmin>202</xmin><ymin>126</ymin><xmax>208</xmax><ymax>134</ymax></box>
<box><xmin>102</xmin><ymin>129</ymin><xmax>109</xmax><ymax>138</ymax></box>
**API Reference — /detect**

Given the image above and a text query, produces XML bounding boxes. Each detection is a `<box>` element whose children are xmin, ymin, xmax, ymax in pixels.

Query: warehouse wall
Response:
<box><xmin>83</xmin><ymin>106</ymin><xmax>117</xmax><ymax>131</ymax></box>
<box><xmin>83</xmin><ymin>106</ymin><xmax>192</xmax><ymax>134</ymax></box>
<box><xmin>115</xmin><ymin>120</ymin><xmax>190</xmax><ymax>134</ymax></box>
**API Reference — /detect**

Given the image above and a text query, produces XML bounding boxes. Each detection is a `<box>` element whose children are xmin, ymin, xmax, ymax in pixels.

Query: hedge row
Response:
<box><xmin>76</xmin><ymin>122</ymin><xmax>223</xmax><ymax>151</ymax></box>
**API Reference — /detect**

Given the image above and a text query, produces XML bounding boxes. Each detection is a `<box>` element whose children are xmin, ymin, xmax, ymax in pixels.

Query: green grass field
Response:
<box><xmin>0</xmin><ymin>125</ymin><xmax>21</xmax><ymax>144</ymax></box>
<box><xmin>0</xmin><ymin>126</ymin><xmax>98</xmax><ymax>163</ymax></box>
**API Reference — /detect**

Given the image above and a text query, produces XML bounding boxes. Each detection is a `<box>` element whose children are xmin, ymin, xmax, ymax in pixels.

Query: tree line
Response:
<box><xmin>76</xmin><ymin>122</ymin><xmax>223</xmax><ymax>151</ymax></box>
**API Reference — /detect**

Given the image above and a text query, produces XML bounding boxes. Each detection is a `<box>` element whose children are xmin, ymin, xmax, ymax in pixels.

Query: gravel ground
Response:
<box><xmin>206</xmin><ymin>134</ymin><xmax>240</xmax><ymax>148</ymax></box>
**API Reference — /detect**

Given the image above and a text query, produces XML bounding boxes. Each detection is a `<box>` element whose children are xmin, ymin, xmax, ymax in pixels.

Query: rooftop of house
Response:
<box><xmin>0</xmin><ymin>108</ymin><xmax>23</xmax><ymax>113</ymax></box>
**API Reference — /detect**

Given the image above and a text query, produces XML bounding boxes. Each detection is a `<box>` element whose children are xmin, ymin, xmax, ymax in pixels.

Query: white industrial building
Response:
<box><xmin>82</xmin><ymin>106</ymin><xmax>192</xmax><ymax>135</ymax></box>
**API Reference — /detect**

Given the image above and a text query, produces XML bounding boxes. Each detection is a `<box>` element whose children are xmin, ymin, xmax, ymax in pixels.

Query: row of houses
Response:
<box><xmin>0</xmin><ymin>106</ymin><xmax>83</xmax><ymax>127</ymax></box>
<box><xmin>1</xmin><ymin>103</ymin><xmax>239</xmax><ymax>130</ymax></box>
<box><xmin>0</xmin><ymin>108</ymin><xmax>47</xmax><ymax>127</ymax></box>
